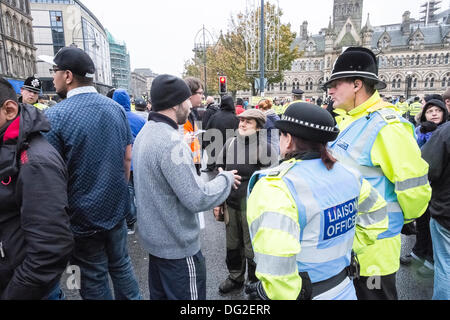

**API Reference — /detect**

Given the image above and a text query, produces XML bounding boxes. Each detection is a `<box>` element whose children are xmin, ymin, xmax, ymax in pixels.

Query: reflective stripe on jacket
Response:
<box><xmin>247</xmin><ymin>159</ymin><xmax>388</xmax><ymax>300</ymax></box>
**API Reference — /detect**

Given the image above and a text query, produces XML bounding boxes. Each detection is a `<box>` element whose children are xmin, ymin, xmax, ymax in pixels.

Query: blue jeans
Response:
<box><xmin>430</xmin><ymin>218</ymin><xmax>450</xmax><ymax>300</ymax></box>
<box><xmin>70</xmin><ymin>220</ymin><xmax>141</xmax><ymax>300</ymax></box>
<box><xmin>44</xmin><ymin>282</ymin><xmax>66</xmax><ymax>300</ymax></box>
<box><xmin>126</xmin><ymin>173</ymin><xmax>137</xmax><ymax>226</ymax></box>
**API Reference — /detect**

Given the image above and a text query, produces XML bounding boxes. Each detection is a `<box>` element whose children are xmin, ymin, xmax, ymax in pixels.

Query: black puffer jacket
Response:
<box><xmin>216</xmin><ymin>133</ymin><xmax>279</xmax><ymax>210</ymax></box>
<box><xmin>422</xmin><ymin>122</ymin><xmax>450</xmax><ymax>231</ymax></box>
<box><xmin>0</xmin><ymin>104</ymin><xmax>73</xmax><ymax>300</ymax></box>
<box><xmin>205</xmin><ymin>96</ymin><xmax>240</xmax><ymax>144</ymax></box>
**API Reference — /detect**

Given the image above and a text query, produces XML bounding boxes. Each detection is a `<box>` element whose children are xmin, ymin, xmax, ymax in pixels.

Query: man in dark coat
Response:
<box><xmin>204</xmin><ymin>95</ymin><xmax>239</xmax><ymax>171</ymax></box>
<box><xmin>0</xmin><ymin>78</ymin><xmax>73</xmax><ymax>300</ymax></box>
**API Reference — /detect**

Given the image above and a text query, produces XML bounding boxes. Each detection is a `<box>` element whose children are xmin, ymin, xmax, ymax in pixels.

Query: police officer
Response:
<box><xmin>409</xmin><ymin>97</ymin><xmax>423</xmax><ymax>126</ymax></box>
<box><xmin>20</xmin><ymin>76</ymin><xmax>47</xmax><ymax>110</ymax></box>
<box><xmin>245</xmin><ymin>102</ymin><xmax>389</xmax><ymax>300</ymax></box>
<box><xmin>395</xmin><ymin>96</ymin><xmax>409</xmax><ymax>118</ymax></box>
<box><xmin>324</xmin><ymin>47</ymin><xmax>432</xmax><ymax>300</ymax></box>
<box><xmin>281</xmin><ymin>89</ymin><xmax>305</xmax><ymax>116</ymax></box>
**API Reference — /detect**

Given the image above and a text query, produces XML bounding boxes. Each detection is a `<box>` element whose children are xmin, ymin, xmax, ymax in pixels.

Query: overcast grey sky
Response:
<box><xmin>80</xmin><ymin>0</ymin><xmax>449</xmax><ymax>76</ymax></box>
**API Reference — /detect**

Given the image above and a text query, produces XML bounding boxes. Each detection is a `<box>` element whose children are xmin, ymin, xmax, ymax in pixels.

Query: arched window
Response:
<box><xmin>283</xmin><ymin>82</ymin><xmax>287</xmax><ymax>91</ymax></box>
<box><xmin>425</xmin><ymin>77</ymin><xmax>429</xmax><ymax>88</ymax></box>
<box><xmin>416</xmin><ymin>55</ymin><xmax>420</xmax><ymax>65</ymax></box>
<box><xmin>413</xmin><ymin>77</ymin><xmax>418</xmax><ymax>88</ymax></box>
<box><xmin>430</xmin><ymin>78</ymin><xmax>434</xmax><ymax>88</ymax></box>
<box><xmin>445</xmin><ymin>53</ymin><xmax>450</xmax><ymax>64</ymax></box>
<box><xmin>392</xmin><ymin>79</ymin><xmax>397</xmax><ymax>89</ymax></box>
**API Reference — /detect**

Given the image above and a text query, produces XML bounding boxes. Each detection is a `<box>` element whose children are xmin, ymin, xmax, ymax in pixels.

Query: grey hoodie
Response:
<box><xmin>133</xmin><ymin>114</ymin><xmax>234</xmax><ymax>259</ymax></box>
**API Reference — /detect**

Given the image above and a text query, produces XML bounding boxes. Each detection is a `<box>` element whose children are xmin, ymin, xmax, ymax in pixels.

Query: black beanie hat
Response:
<box><xmin>151</xmin><ymin>74</ymin><xmax>192</xmax><ymax>112</ymax></box>
<box><xmin>275</xmin><ymin>102</ymin><xmax>340</xmax><ymax>143</ymax></box>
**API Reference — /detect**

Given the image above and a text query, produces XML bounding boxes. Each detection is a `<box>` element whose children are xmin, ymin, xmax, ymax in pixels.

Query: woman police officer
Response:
<box><xmin>245</xmin><ymin>102</ymin><xmax>389</xmax><ymax>300</ymax></box>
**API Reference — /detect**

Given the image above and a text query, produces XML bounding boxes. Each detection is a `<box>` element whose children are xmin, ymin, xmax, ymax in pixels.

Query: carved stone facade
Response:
<box><xmin>0</xmin><ymin>0</ymin><xmax>36</xmax><ymax>82</ymax></box>
<box><xmin>266</xmin><ymin>0</ymin><xmax>450</xmax><ymax>100</ymax></box>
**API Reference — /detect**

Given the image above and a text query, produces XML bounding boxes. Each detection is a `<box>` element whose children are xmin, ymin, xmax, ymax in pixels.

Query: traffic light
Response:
<box><xmin>219</xmin><ymin>76</ymin><xmax>227</xmax><ymax>94</ymax></box>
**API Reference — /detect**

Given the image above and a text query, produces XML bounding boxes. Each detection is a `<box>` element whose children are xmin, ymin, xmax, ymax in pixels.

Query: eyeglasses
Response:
<box><xmin>49</xmin><ymin>68</ymin><xmax>65</xmax><ymax>75</ymax></box>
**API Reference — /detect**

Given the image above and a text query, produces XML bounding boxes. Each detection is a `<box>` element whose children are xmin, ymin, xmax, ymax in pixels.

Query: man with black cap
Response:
<box><xmin>19</xmin><ymin>76</ymin><xmax>47</xmax><ymax>110</ymax></box>
<box><xmin>245</xmin><ymin>102</ymin><xmax>388</xmax><ymax>300</ymax></box>
<box><xmin>133</xmin><ymin>74</ymin><xmax>241</xmax><ymax>300</ymax></box>
<box><xmin>326</xmin><ymin>47</ymin><xmax>432</xmax><ymax>300</ymax></box>
<box><xmin>40</xmin><ymin>47</ymin><xmax>141</xmax><ymax>300</ymax></box>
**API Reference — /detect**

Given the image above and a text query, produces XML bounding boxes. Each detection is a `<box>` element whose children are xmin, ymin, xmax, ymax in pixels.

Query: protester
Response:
<box><xmin>415</xmin><ymin>99</ymin><xmax>448</xmax><ymax>148</ymax></box>
<box><xmin>42</xmin><ymin>47</ymin><xmax>141</xmax><ymax>300</ymax></box>
<box><xmin>258</xmin><ymin>99</ymin><xmax>280</xmax><ymax>153</ymax></box>
<box><xmin>134</xmin><ymin>97</ymin><xmax>149</xmax><ymax>121</ymax></box>
<box><xmin>443</xmin><ymin>88</ymin><xmax>450</xmax><ymax>120</ymax></box>
<box><xmin>184</xmin><ymin>77</ymin><xmax>203</xmax><ymax>176</ymax></box>
<box><xmin>204</xmin><ymin>95</ymin><xmax>239</xmax><ymax>172</ymax></box>
<box><xmin>246</xmin><ymin>102</ymin><xmax>388</xmax><ymax>300</ymax></box>
<box><xmin>133</xmin><ymin>74</ymin><xmax>241</xmax><ymax>300</ymax></box>
<box><xmin>0</xmin><ymin>77</ymin><xmax>73</xmax><ymax>300</ymax></box>
<box><xmin>326</xmin><ymin>47</ymin><xmax>431</xmax><ymax>300</ymax></box>
<box><xmin>421</xmin><ymin>121</ymin><xmax>450</xmax><ymax>300</ymax></box>
<box><xmin>214</xmin><ymin>109</ymin><xmax>278</xmax><ymax>296</ymax></box>
<box><xmin>113</xmin><ymin>89</ymin><xmax>146</xmax><ymax>235</ymax></box>
<box><xmin>400</xmin><ymin>99</ymin><xmax>448</xmax><ymax>277</ymax></box>
<box><xmin>235</xmin><ymin>98</ymin><xmax>245</xmax><ymax>115</ymax></box>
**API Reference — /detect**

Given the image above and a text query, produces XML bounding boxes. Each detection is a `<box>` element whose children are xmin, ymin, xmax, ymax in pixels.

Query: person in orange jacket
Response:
<box><xmin>184</xmin><ymin>77</ymin><xmax>204</xmax><ymax>175</ymax></box>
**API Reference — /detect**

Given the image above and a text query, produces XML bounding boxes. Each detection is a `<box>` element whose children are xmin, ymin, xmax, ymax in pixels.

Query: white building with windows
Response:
<box><xmin>30</xmin><ymin>0</ymin><xmax>112</xmax><ymax>94</ymax></box>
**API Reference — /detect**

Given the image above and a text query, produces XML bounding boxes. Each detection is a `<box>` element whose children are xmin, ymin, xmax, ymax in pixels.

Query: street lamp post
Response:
<box><xmin>259</xmin><ymin>0</ymin><xmax>265</xmax><ymax>97</ymax></box>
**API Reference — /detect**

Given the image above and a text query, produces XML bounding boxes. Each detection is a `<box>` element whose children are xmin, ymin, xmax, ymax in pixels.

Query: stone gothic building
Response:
<box><xmin>266</xmin><ymin>0</ymin><xmax>450</xmax><ymax>101</ymax></box>
<box><xmin>0</xmin><ymin>0</ymin><xmax>36</xmax><ymax>86</ymax></box>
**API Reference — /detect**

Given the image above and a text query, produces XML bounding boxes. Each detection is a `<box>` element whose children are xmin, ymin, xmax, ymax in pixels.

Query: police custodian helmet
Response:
<box><xmin>275</xmin><ymin>102</ymin><xmax>340</xmax><ymax>143</ymax></box>
<box><xmin>323</xmin><ymin>47</ymin><xmax>386</xmax><ymax>90</ymax></box>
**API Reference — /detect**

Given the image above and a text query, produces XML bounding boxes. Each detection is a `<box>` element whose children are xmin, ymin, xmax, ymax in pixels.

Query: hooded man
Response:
<box><xmin>113</xmin><ymin>89</ymin><xmax>146</xmax><ymax>234</ymax></box>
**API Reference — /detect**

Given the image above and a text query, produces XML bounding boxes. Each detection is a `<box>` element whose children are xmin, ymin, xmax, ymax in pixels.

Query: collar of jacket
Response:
<box><xmin>281</xmin><ymin>151</ymin><xmax>321</xmax><ymax>164</ymax></box>
<box><xmin>148</xmin><ymin>112</ymin><xmax>178</xmax><ymax>130</ymax></box>
<box><xmin>334</xmin><ymin>91</ymin><xmax>396</xmax><ymax>130</ymax></box>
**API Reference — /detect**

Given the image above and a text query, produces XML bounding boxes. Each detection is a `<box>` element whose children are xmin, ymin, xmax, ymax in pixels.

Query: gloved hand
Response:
<box><xmin>245</xmin><ymin>273</ymin><xmax>312</xmax><ymax>301</ymax></box>
<box><xmin>420</xmin><ymin>121</ymin><xmax>438</xmax><ymax>134</ymax></box>
<box><xmin>245</xmin><ymin>281</ymin><xmax>269</xmax><ymax>300</ymax></box>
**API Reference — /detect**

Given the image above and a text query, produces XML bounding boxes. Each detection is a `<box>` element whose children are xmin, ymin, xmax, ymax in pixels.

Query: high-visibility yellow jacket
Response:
<box><xmin>329</xmin><ymin>91</ymin><xmax>432</xmax><ymax>276</ymax></box>
<box><xmin>33</xmin><ymin>103</ymin><xmax>48</xmax><ymax>111</ymax></box>
<box><xmin>279</xmin><ymin>100</ymin><xmax>305</xmax><ymax>115</ymax></box>
<box><xmin>247</xmin><ymin>158</ymin><xmax>388</xmax><ymax>300</ymax></box>
<box><xmin>409</xmin><ymin>102</ymin><xmax>423</xmax><ymax>117</ymax></box>
<box><xmin>395</xmin><ymin>102</ymin><xmax>409</xmax><ymax>116</ymax></box>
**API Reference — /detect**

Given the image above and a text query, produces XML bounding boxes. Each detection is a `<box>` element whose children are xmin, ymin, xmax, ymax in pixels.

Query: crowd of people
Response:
<box><xmin>0</xmin><ymin>45</ymin><xmax>449</xmax><ymax>301</ymax></box>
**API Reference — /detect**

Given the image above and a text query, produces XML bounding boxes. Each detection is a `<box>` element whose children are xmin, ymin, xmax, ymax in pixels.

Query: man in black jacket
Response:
<box><xmin>422</xmin><ymin>122</ymin><xmax>450</xmax><ymax>300</ymax></box>
<box><xmin>0</xmin><ymin>78</ymin><xmax>73</xmax><ymax>300</ymax></box>
<box><xmin>204</xmin><ymin>95</ymin><xmax>239</xmax><ymax>172</ymax></box>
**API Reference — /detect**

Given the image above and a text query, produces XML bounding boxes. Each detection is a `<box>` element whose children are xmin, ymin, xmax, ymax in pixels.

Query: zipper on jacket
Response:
<box><xmin>0</xmin><ymin>241</ymin><xmax>5</xmax><ymax>259</ymax></box>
